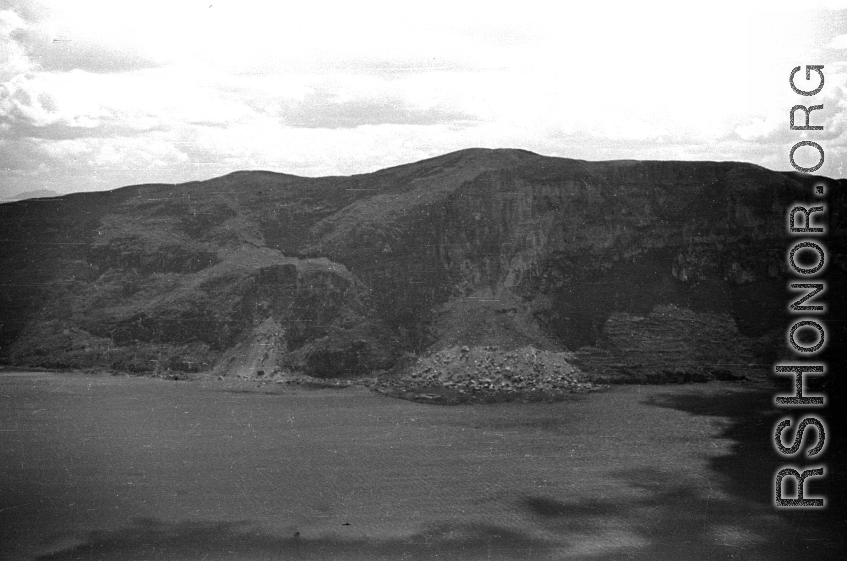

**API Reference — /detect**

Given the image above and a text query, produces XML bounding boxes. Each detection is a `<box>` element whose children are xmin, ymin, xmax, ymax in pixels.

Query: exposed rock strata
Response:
<box><xmin>1</xmin><ymin>149</ymin><xmax>844</xmax><ymax>383</ymax></box>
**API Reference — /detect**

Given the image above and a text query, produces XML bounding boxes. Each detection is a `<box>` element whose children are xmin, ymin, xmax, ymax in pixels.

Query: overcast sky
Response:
<box><xmin>1</xmin><ymin>0</ymin><xmax>846</xmax><ymax>199</ymax></box>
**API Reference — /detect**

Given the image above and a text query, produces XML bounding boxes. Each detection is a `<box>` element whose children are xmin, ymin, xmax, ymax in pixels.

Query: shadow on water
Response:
<box><xmin>650</xmin><ymin>387</ymin><xmax>846</xmax><ymax>550</ymax></box>
<box><xmin>35</xmin><ymin>518</ymin><xmax>552</xmax><ymax>561</ymax></box>
<box><xmin>522</xmin><ymin>387</ymin><xmax>845</xmax><ymax>560</ymax></box>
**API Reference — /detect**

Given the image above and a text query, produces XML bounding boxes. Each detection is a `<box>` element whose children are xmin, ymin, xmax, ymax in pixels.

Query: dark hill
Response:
<box><xmin>1</xmin><ymin>149</ymin><xmax>845</xmax><ymax>381</ymax></box>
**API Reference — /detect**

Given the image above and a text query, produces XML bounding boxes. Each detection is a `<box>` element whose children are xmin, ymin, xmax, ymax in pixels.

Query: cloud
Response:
<box><xmin>0</xmin><ymin>9</ymin><xmax>31</xmax><ymax>81</ymax></box>
<box><xmin>0</xmin><ymin>72</ymin><xmax>107</xmax><ymax>130</ymax></box>
<box><xmin>35</xmin><ymin>135</ymin><xmax>190</xmax><ymax>170</ymax></box>
<box><xmin>279</xmin><ymin>88</ymin><xmax>477</xmax><ymax>129</ymax></box>
<box><xmin>830</xmin><ymin>34</ymin><xmax>847</xmax><ymax>50</ymax></box>
<box><xmin>15</xmin><ymin>28</ymin><xmax>162</xmax><ymax>74</ymax></box>
<box><xmin>735</xmin><ymin>117</ymin><xmax>782</xmax><ymax>141</ymax></box>
<box><xmin>1</xmin><ymin>4</ymin><xmax>162</xmax><ymax>76</ymax></box>
<box><xmin>0</xmin><ymin>65</ymin><xmax>265</xmax><ymax>144</ymax></box>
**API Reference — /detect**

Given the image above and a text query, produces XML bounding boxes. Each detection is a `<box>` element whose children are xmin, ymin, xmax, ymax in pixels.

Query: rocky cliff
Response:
<box><xmin>1</xmin><ymin>149</ymin><xmax>844</xmax><ymax>381</ymax></box>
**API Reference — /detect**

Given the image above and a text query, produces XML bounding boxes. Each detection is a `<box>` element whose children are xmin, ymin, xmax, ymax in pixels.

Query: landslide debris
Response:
<box><xmin>366</xmin><ymin>345</ymin><xmax>600</xmax><ymax>404</ymax></box>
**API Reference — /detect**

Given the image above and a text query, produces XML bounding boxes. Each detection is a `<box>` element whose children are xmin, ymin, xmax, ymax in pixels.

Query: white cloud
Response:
<box><xmin>736</xmin><ymin>116</ymin><xmax>781</xmax><ymax>141</ymax></box>
<box><xmin>0</xmin><ymin>9</ymin><xmax>31</xmax><ymax>81</ymax></box>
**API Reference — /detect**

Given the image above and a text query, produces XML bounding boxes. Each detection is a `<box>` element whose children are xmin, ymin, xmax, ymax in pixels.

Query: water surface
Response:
<box><xmin>0</xmin><ymin>372</ymin><xmax>841</xmax><ymax>560</ymax></box>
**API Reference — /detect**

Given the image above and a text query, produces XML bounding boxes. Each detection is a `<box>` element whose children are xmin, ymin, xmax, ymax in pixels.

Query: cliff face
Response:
<box><xmin>1</xmin><ymin>149</ymin><xmax>844</xmax><ymax>380</ymax></box>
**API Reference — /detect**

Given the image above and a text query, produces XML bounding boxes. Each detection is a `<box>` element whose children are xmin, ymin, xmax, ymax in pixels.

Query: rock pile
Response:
<box><xmin>408</xmin><ymin>345</ymin><xmax>583</xmax><ymax>390</ymax></box>
<box><xmin>363</xmin><ymin>345</ymin><xmax>595</xmax><ymax>402</ymax></box>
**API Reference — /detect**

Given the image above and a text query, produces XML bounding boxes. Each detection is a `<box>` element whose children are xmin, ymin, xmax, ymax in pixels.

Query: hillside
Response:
<box><xmin>1</xmin><ymin>149</ymin><xmax>845</xmax><ymax>382</ymax></box>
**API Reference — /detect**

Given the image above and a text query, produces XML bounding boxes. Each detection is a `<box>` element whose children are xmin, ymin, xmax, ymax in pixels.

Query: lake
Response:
<box><xmin>0</xmin><ymin>372</ymin><xmax>842</xmax><ymax>560</ymax></box>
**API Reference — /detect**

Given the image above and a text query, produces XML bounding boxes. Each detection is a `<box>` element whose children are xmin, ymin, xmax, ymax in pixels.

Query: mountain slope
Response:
<box><xmin>1</xmin><ymin>149</ymin><xmax>844</xmax><ymax>380</ymax></box>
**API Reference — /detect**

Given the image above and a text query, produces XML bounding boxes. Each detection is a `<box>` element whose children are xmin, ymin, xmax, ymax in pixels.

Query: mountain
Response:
<box><xmin>7</xmin><ymin>189</ymin><xmax>59</xmax><ymax>201</ymax></box>
<box><xmin>1</xmin><ymin>148</ymin><xmax>845</xmax><ymax>381</ymax></box>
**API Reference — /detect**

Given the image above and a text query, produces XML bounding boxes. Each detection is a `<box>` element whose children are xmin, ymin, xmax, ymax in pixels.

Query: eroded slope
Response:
<box><xmin>1</xmin><ymin>149</ymin><xmax>844</xmax><ymax>380</ymax></box>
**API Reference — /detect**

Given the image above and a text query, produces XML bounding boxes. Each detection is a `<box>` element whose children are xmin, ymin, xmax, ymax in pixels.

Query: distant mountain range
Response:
<box><xmin>7</xmin><ymin>189</ymin><xmax>59</xmax><ymax>201</ymax></box>
<box><xmin>1</xmin><ymin>149</ymin><xmax>844</xmax><ymax>381</ymax></box>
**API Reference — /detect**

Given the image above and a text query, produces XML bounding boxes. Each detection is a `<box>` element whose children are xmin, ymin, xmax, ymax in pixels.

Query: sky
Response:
<box><xmin>1</xmin><ymin>0</ymin><xmax>846</xmax><ymax>200</ymax></box>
